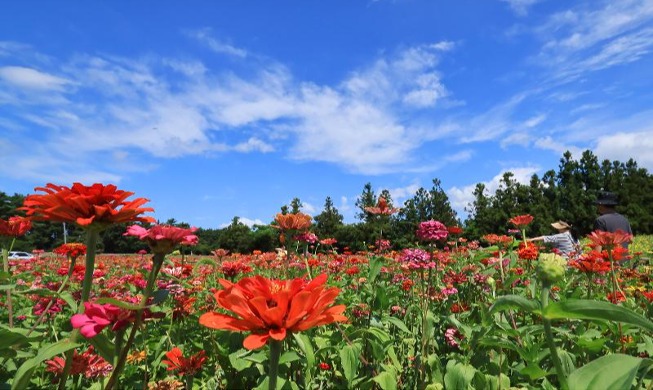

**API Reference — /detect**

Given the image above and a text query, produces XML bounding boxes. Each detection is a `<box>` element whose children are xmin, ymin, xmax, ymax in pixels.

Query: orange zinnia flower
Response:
<box><xmin>274</xmin><ymin>212</ymin><xmax>312</xmax><ymax>232</ymax></box>
<box><xmin>508</xmin><ymin>214</ymin><xmax>534</xmax><ymax>228</ymax></box>
<box><xmin>199</xmin><ymin>273</ymin><xmax>347</xmax><ymax>350</ymax></box>
<box><xmin>21</xmin><ymin>183</ymin><xmax>155</xmax><ymax>227</ymax></box>
<box><xmin>0</xmin><ymin>216</ymin><xmax>32</xmax><ymax>237</ymax></box>
<box><xmin>364</xmin><ymin>197</ymin><xmax>399</xmax><ymax>215</ymax></box>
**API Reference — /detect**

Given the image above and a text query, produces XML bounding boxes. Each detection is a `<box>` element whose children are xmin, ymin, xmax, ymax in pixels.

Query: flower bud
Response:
<box><xmin>536</xmin><ymin>253</ymin><xmax>567</xmax><ymax>285</ymax></box>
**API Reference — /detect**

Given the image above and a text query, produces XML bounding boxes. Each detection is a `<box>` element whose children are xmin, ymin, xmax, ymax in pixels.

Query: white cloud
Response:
<box><xmin>0</xmin><ymin>66</ymin><xmax>70</xmax><ymax>91</ymax></box>
<box><xmin>448</xmin><ymin>166</ymin><xmax>540</xmax><ymax>216</ymax></box>
<box><xmin>533</xmin><ymin>0</ymin><xmax>653</xmax><ymax>81</ymax></box>
<box><xmin>501</xmin><ymin>0</ymin><xmax>542</xmax><ymax>16</ymax></box>
<box><xmin>187</xmin><ymin>28</ymin><xmax>248</xmax><ymax>58</ymax></box>
<box><xmin>594</xmin><ymin>130</ymin><xmax>653</xmax><ymax>170</ymax></box>
<box><xmin>219</xmin><ymin>217</ymin><xmax>265</xmax><ymax>228</ymax></box>
<box><xmin>233</xmin><ymin>137</ymin><xmax>274</xmax><ymax>153</ymax></box>
<box><xmin>388</xmin><ymin>183</ymin><xmax>421</xmax><ymax>202</ymax></box>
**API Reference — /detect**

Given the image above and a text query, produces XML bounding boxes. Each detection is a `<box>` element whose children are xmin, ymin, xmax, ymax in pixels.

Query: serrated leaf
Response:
<box><xmin>373</xmin><ymin>370</ymin><xmax>397</xmax><ymax>390</ymax></box>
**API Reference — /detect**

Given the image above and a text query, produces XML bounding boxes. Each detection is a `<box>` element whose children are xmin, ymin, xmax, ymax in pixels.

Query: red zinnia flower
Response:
<box><xmin>162</xmin><ymin>347</ymin><xmax>207</xmax><ymax>376</ymax></box>
<box><xmin>45</xmin><ymin>347</ymin><xmax>112</xmax><ymax>379</ymax></box>
<box><xmin>364</xmin><ymin>197</ymin><xmax>399</xmax><ymax>216</ymax></box>
<box><xmin>199</xmin><ymin>273</ymin><xmax>347</xmax><ymax>350</ymax></box>
<box><xmin>569</xmin><ymin>251</ymin><xmax>611</xmax><ymax>274</ymax></box>
<box><xmin>587</xmin><ymin>230</ymin><xmax>632</xmax><ymax>253</ymax></box>
<box><xmin>53</xmin><ymin>243</ymin><xmax>87</xmax><ymax>259</ymax></box>
<box><xmin>517</xmin><ymin>242</ymin><xmax>539</xmax><ymax>260</ymax></box>
<box><xmin>21</xmin><ymin>183</ymin><xmax>154</xmax><ymax>227</ymax></box>
<box><xmin>0</xmin><ymin>216</ymin><xmax>32</xmax><ymax>237</ymax></box>
<box><xmin>509</xmin><ymin>214</ymin><xmax>534</xmax><ymax>228</ymax></box>
<box><xmin>124</xmin><ymin>225</ymin><xmax>198</xmax><ymax>255</ymax></box>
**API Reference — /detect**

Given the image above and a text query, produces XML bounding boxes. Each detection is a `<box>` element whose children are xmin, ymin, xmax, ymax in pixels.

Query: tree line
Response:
<box><xmin>2</xmin><ymin>150</ymin><xmax>652</xmax><ymax>254</ymax></box>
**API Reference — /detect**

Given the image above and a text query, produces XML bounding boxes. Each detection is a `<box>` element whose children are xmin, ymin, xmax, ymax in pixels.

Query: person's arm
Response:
<box><xmin>528</xmin><ymin>236</ymin><xmax>545</xmax><ymax>242</ymax></box>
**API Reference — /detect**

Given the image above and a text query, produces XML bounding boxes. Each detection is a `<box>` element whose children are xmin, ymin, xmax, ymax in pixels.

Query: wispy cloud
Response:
<box><xmin>501</xmin><ymin>0</ymin><xmax>542</xmax><ymax>16</ymax></box>
<box><xmin>0</xmin><ymin>66</ymin><xmax>70</xmax><ymax>91</ymax></box>
<box><xmin>186</xmin><ymin>28</ymin><xmax>248</xmax><ymax>58</ymax></box>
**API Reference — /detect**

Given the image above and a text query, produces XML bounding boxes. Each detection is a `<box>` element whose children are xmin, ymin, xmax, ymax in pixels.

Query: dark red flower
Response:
<box><xmin>0</xmin><ymin>216</ymin><xmax>32</xmax><ymax>237</ymax></box>
<box><xmin>162</xmin><ymin>347</ymin><xmax>207</xmax><ymax>376</ymax></box>
<box><xmin>509</xmin><ymin>214</ymin><xmax>534</xmax><ymax>228</ymax></box>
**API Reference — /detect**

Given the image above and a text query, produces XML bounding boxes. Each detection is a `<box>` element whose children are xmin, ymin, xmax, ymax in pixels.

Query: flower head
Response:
<box><xmin>273</xmin><ymin>213</ymin><xmax>312</xmax><ymax>232</ymax></box>
<box><xmin>587</xmin><ymin>229</ymin><xmax>632</xmax><ymax>253</ymax></box>
<box><xmin>416</xmin><ymin>220</ymin><xmax>448</xmax><ymax>241</ymax></box>
<box><xmin>53</xmin><ymin>243</ymin><xmax>87</xmax><ymax>259</ymax></box>
<box><xmin>45</xmin><ymin>347</ymin><xmax>112</xmax><ymax>379</ymax></box>
<box><xmin>70</xmin><ymin>302</ymin><xmax>134</xmax><ymax>338</ymax></box>
<box><xmin>124</xmin><ymin>225</ymin><xmax>198</xmax><ymax>255</ymax></box>
<box><xmin>364</xmin><ymin>197</ymin><xmax>399</xmax><ymax>216</ymax></box>
<box><xmin>199</xmin><ymin>273</ymin><xmax>347</xmax><ymax>350</ymax></box>
<box><xmin>21</xmin><ymin>183</ymin><xmax>154</xmax><ymax>228</ymax></box>
<box><xmin>162</xmin><ymin>347</ymin><xmax>207</xmax><ymax>376</ymax></box>
<box><xmin>509</xmin><ymin>214</ymin><xmax>534</xmax><ymax>228</ymax></box>
<box><xmin>0</xmin><ymin>216</ymin><xmax>32</xmax><ymax>237</ymax></box>
<box><xmin>399</xmin><ymin>248</ymin><xmax>434</xmax><ymax>270</ymax></box>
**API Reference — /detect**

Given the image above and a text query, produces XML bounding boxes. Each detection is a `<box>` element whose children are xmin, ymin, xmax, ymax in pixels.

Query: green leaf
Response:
<box><xmin>340</xmin><ymin>344</ymin><xmax>360</xmax><ymax>387</ymax></box>
<box><xmin>368</xmin><ymin>256</ymin><xmax>384</xmax><ymax>283</ymax></box>
<box><xmin>88</xmin><ymin>333</ymin><xmax>115</xmax><ymax>363</ymax></box>
<box><xmin>489</xmin><ymin>295</ymin><xmax>541</xmax><ymax>314</ymax></box>
<box><xmin>0</xmin><ymin>271</ymin><xmax>11</xmax><ymax>280</ymax></box>
<box><xmin>567</xmin><ymin>354</ymin><xmax>643</xmax><ymax>390</ymax></box>
<box><xmin>94</xmin><ymin>297</ymin><xmax>142</xmax><ymax>310</ymax></box>
<box><xmin>373</xmin><ymin>370</ymin><xmax>397</xmax><ymax>390</ymax></box>
<box><xmin>59</xmin><ymin>292</ymin><xmax>77</xmax><ymax>312</ymax></box>
<box><xmin>382</xmin><ymin>315</ymin><xmax>411</xmax><ymax>333</ymax></box>
<box><xmin>444</xmin><ymin>361</ymin><xmax>476</xmax><ymax>390</ymax></box>
<box><xmin>279</xmin><ymin>351</ymin><xmax>300</xmax><ymax>365</ymax></box>
<box><xmin>0</xmin><ymin>284</ymin><xmax>15</xmax><ymax>291</ymax></box>
<box><xmin>12</xmin><ymin>340</ymin><xmax>80</xmax><ymax>390</ymax></box>
<box><xmin>519</xmin><ymin>364</ymin><xmax>548</xmax><ymax>380</ymax></box>
<box><xmin>292</xmin><ymin>333</ymin><xmax>314</xmax><ymax>387</ymax></box>
<box><xmin>544</xmin><ymin>299</ymin><xmax>653</xmax><ymax>332</ymax></box>
<box><xmin>0</xmin><ymin>329</ymin><xmax>28</xmax><ymax>349</ymax></box>
<box><xmin>150</xmin><ymin>289</ymin><xmax>169</xmax><ymax>306</ymax></box>
<box><xmin>228</xmin><ymin>350</ymin><xmax>254</xmax><ymax>372</ymax></box>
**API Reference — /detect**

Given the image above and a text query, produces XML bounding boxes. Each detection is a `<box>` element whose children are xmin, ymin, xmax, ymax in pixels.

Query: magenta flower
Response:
<box><xmin>124</xmin><ymin>225</ymin><xmax>198</xmax><ymax>255</ymax></box>
<box><xmin>399</xmin><ymin>248</ymin><xmax>434</xmax><ymax>270</ymax></box>
<box><xmin>416</xmin><ymin>220</ymin><xmax>448</xmax><ymax>242</ymax></box>
<box><xmin>71</xmin><ymin>302</ymin><xmax>129</xmax><ymax>338</ymax></box>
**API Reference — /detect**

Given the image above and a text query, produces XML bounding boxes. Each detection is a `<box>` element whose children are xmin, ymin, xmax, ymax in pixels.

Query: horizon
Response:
<box><xmin>2</xmin><ymin>1</ymin><xmax>652</xmax><ymax>229</ymax></box>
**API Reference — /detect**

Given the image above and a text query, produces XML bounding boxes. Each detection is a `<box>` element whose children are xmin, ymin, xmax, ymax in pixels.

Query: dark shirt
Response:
<box><xmin>594</xmin><ymin>212</ymin><xmax>632</xmax><ymax>248</ymax></box>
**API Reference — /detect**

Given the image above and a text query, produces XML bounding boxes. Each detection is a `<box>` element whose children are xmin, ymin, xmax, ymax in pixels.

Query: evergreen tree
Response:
<box><xmin>355</xmin><ymin>183</ymin><xmax>376</xmax><ymax>222</ymax></box>
<box><xmin>313</xmin><ymin>196</ymin><xmax>344</xmax><ymax>238</ymax></box>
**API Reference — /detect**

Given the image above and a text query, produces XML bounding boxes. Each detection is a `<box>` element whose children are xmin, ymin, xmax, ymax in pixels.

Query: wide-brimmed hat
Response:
<box><xmin>595</xmin><ymin>191</ymin><xmax>619</xmax><ymax>206</ymax></box>
<box><xmin>551</xmin><ymin>221</ymin><xmax>571</xmax><ymax>230</ymax></box>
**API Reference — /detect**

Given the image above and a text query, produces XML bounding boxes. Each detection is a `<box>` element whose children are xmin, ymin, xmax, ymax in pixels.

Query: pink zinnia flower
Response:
<box><xmin>399</xmin><ymin>248</ymin><xmax>434</xmax><ymax>270</ymax></box>
<box><xmin>124</xmin><ymin>224</ymin><xmax>198</xmax><ymax>255</ymax></box>
<box><xmin>416</xmin><ymin>220</ymin><xmax>448</xmax><ymax>241</ymax></box>
<box><xmin>70</xmin><ymin>302</ymin><xmax>133</xmax><ymax>338</ymax></box>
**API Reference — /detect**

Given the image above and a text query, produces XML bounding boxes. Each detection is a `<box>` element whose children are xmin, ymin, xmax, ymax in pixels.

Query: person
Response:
<box><xmin>594</xmin><ymin>191</ymin><xmax>632</xmax><ymax>249</ymax></box>
<box><xmin>528</xmin><ymin>220</ymin><xmax>580</xmax><ymax>258</ymax></box>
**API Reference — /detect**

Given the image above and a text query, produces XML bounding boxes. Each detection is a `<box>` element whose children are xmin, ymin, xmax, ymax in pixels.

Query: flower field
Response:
<box><xmin>2</xmin><ymin>184</ymin><xmax>653</xmax><ymax>389</ymax></box>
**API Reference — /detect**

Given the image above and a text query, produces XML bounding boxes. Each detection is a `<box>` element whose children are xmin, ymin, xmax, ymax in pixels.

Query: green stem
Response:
<box><xmin>59</xmin><ymin>228</ymin><xmax>101</xmax><ymax>390</ymax></box>
<box><xmin>268</xmin><ymin>339</ymin><xmax>282</xmax><ymax>390</ymax></box>
<box><xmin>104</xmin><ymin>253</ymin><xmax>164</xmax><ymax>390</ymax></box>
<box><xmin>2</xmin><ymin>245</ymin><xmax>13</xmax><ymax>328</ymax></box>
<box><xmin>185</xmin><ymin>374</ymin><xmax>194</xmax><ymax>390</ymax></box>
<box><xmin>541</xmin><ymin>285</ymin><xmax>568</xmax><ymax>390</ymax></box>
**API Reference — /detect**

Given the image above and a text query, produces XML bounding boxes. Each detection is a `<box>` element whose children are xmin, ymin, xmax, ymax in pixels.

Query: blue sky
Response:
<box><xmin>1</xmin><ymin>1</ymin><xmax>652</xmax><ymax>229</ymax></box>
